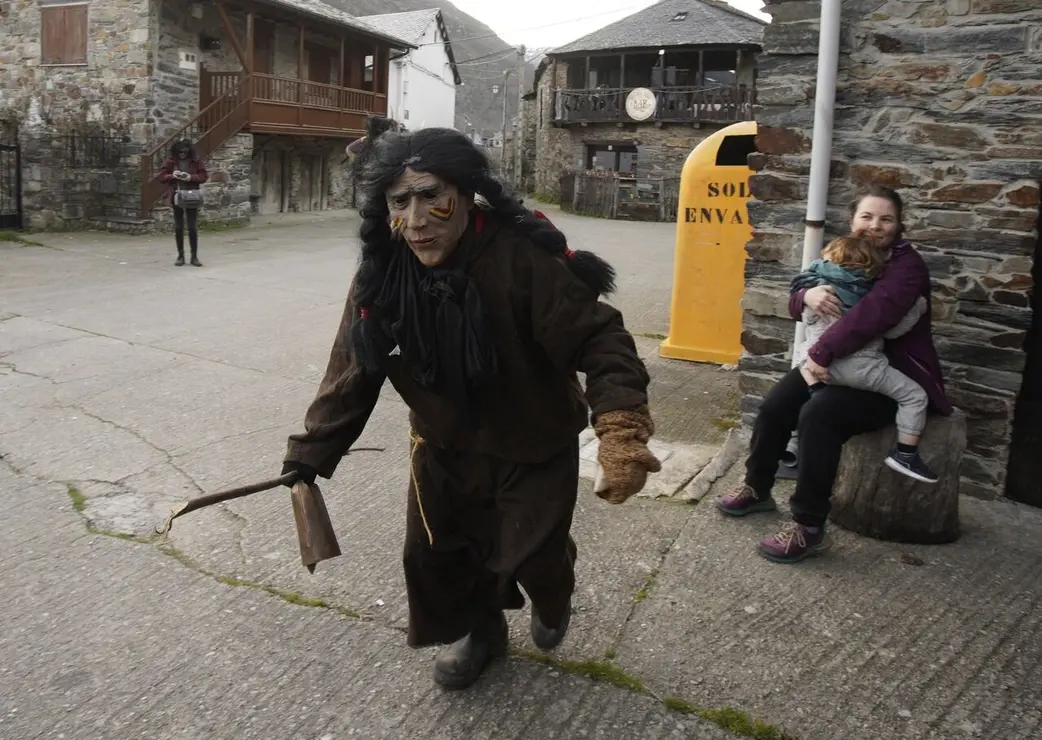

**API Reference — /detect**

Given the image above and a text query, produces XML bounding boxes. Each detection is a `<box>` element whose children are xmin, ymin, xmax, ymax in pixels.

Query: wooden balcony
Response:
<box><xmin>553</xmin><ymin>86</ymin><xmax>755</xmax><ymax>126</ymax></box>
<box><xmin>203</xmin><ymin>71</ymin><xmax>387</xmax><ymax>137</ymax></box>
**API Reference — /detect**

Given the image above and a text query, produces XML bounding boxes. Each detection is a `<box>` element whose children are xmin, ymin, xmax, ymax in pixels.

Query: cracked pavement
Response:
<box><xmin>3</xmin><ymin>210</ymin><xmax>1042</xmax><ymax>740</ymax></box>
<box><xmin>0</xmin><ymin>212</ymin><xmax>739</xmax><ymax>740</ymax></box>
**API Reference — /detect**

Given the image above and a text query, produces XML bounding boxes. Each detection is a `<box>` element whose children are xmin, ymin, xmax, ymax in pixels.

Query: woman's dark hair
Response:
<box><xmin>170</xmin><ymin>138</ymin><xmax>195</xmax><ymax>159</ymax></box>
<box><xmin>849</xmin><ymin>184</ymin><xmax>905</xmax><ymax>238</ymax></box>
<box><xmin>353</xmin><ymin>127</ymin><xmax>615</xmax><ymax>309</ymax></box>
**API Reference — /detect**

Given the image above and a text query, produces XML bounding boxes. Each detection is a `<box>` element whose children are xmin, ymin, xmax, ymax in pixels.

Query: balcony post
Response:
<box><xmin>246</xmin><ymin>12</ymin><xmax>254</xmax><ymax>75</ymax></box>
<box><xmin>373</xmin><ymin>42</ymin><xmax>381</xmax><ymax>106</ymax></box>
<box><xmin>298</xmin><ymin>25</ymin><xmax>305</xmax><ymax>125</ymax></box>
<box><xmin>339</xmin><ymin>37</ymin><xmax>346</xmax><ymax>127</ymax></box>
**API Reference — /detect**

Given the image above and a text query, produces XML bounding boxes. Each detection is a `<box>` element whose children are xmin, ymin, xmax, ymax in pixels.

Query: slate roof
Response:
<box><xmin>552</xmin><ymin>0</ymin><xmax>766</xmax><ymax>55</ymax></box>
<box><xmin>257</xmin><ymin>0</ymin><xmax>416</xmax><ymax>49</ymax></box>
<box><xmin>358</xmin><ymin>9</ymin><xmax>439</xmax><ymax>44</ymax></box>
<box><xmin>358</xmin><ymin>9</ymin><xmax>461</xmax><ymax>86</ymax></box>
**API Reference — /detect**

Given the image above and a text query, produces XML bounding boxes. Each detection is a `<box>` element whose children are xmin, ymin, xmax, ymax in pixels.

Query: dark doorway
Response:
<box><xmin>1006</xmin><ymin>191</ymin><xmax>1042</xmax><ymax>506</ymax></box>
<box><xmin>0</xmin><ymin>124</ymin><xmax>22</xmax><ymax>230</ymax></box>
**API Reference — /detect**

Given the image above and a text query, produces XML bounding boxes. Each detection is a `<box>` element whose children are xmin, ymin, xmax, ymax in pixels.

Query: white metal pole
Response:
<box><xmin>791</xmin><ymin>0</ymin><xmax>842</xmax><ymax>366</ymax></box>
<box><xmin>783</xmin><ymin>0</ymin><xmax>842</xmax><ymax>471</ymax></box>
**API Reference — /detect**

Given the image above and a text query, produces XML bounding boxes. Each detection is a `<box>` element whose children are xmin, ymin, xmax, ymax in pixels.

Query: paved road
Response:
<box><xmin>3</xmin><ymin>211</ymin><xmax>1041</xmax><ymax>740</ymax></box>
<box><xmin>0</xmin><ymin>212</ymin><xmax>735</xmax><ymax>740</ymax></box>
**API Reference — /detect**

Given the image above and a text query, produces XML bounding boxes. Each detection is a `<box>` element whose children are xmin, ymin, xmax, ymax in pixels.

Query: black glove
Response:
<box><xmin>281</xmin><ymin>461</ymin><xmax>318</xmax><ymax>486</ymax></box>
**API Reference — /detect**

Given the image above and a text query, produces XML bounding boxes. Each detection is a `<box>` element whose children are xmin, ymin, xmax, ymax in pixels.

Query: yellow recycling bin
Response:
<box><xmin>660</xmin><ymin>120</ymin><xmax>757</xmax><ymax>365</ymax></box>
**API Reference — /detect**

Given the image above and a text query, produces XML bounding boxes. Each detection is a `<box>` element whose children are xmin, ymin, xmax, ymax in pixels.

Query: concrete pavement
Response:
<box><xmin>2</xmin><ymin>209</ymin><xmax>1041</xmax><ymax>740</ymax></box>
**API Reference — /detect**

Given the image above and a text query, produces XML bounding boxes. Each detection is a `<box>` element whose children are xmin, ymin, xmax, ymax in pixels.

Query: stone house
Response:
<box><xmin>0</xmin><ymin>0</ymin><xmax>413</xmax><ymax>228</ymax></box>
<box><xmin>523</xmin><ymin>0</ymin><xmax>765</xmax><ymax>205</ymax></box>
<box><xmin>357</xmin><ymin>9</ymin><xmax>460</xmax><ymax>132</ymax></box>
<box><xmin>742</xmin><ymin>0</ymin><xmax>1041</xmax><ymax>505</ymax></box>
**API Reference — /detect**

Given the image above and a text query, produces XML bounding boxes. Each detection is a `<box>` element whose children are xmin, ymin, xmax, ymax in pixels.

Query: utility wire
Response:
<box><xmin>456</xmin><ymin>49</ymin><xmax>521</xmax><ymax>67</ymax></box>
<box><xmin>415</xmin><ymin>3</ymin><xmax>650</xmax><ymax>48</ymax></box>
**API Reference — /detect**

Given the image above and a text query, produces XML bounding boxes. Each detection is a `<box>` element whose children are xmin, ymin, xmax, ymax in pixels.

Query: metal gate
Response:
<box><xmin>0</xmin><ymin>125</ymin><xmax>22</xmax><ymax>230</ymax></box>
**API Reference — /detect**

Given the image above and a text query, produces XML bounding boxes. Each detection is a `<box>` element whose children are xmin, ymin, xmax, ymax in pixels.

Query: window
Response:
<box><xmin>586</xmin><ymin>144</ymin><xmax>638</xmax><ymax>174</ymax></box>
<box><xmin>671</xmin><ymin>11</ymin><xmax>688</xmax><ymax>21</ymax></box>
<box><xmin>41</xmin><ymin>2</ymin><xmax>88</xmax><ymax>65</ymax></box>
<box><xmin>364</xmin><ymin>55</ymin><xmax>374</xmax><ymax>83</ymax></box>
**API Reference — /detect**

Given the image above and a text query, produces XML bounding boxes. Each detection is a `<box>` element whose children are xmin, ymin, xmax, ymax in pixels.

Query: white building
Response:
<box><xmin>358</xmin><ymin>9</ymin><xmax>461</xmax><ymax>131</ymax></box>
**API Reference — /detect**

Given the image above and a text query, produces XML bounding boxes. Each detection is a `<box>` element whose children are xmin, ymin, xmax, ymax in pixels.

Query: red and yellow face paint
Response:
<box><xmin>428</xmin><ymin>197</ymin><xmax>456</xmax><ymax>222</ymax></box>
<box><xmin>390</xmin><ymin>215</ymin><xmax>405</xmax><ymax>236</ymax></box>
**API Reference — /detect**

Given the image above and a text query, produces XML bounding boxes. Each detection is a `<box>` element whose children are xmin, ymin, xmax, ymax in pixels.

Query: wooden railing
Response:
<box><xmin>139</xmin><ymin>75</ymin><xmax>252</xmax><ymax>217</ymax></box>
<box><xmin>553</xmin><ymin>86</ymin><xmax>755</xmax><ymax>125</ymax></box>
<box><xmin>250</xmin><ymin>73</ymin><xmax>384</xmax><ymax>113</ymax></box>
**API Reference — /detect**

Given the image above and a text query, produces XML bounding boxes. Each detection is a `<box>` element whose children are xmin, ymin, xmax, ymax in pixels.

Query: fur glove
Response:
<box><xmin>593</xmin><ymin>405</ymin><xmax>662</xmax><ymax>504</ymax></box>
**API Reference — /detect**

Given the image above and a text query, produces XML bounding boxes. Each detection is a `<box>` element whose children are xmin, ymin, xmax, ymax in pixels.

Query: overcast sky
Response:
<box><xmin>447</xmin><ymin>0</ymin><xmax>770</xmax><ymax>51</ymax></box>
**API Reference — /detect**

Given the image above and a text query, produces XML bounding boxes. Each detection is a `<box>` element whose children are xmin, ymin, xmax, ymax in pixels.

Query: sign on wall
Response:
<box><xmin>625</xmin><ymin>88</ymin><xmax>657</xmax><ymax>121</ymax></box>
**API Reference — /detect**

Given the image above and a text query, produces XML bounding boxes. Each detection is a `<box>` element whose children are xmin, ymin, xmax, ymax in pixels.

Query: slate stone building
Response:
<box><xmin>523</xmin><ymin>0</ymin><xmax>764</xmax><ymax>207</ymax></box>
<box><xmin>0</xmin><ymin>0</ymin><xmax>412</xmax><ymax>229</ymax></box>
<box><xmin>742</xmin><ymin>0</ymin><xmax>1041</xmax><ymax>504</ymax></box>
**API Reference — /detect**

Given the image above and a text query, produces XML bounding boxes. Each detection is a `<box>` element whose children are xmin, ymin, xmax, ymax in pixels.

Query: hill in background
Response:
<box><xmin>325</xmin><ymin>0</ymin><xmax>526</xmax><ymax>138</ymax></box>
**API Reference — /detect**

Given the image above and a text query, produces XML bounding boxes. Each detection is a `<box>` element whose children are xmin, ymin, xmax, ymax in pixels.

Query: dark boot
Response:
<box><xmin>189</xmin><ymin>231</ymin><xmax>202</xmax><ymax>267</ymax></box>
<box><xmin>174</xmin><ymin>231</ymin><xmax>185</xmax><ymax>266</ymax></box>
<box><xmin>531</xmin><ymin>596</ymin><xmax>571</xmax><ymax>651</ymax></box>
<box><xmin>432</xmin><ymin>609</ymin><xmax>508</xmax><ymax>690</ymax></box>
<box><xmin>531</xmin><ymin>538</ymin><xmax>576</xmax><ymax>651</ymax></box>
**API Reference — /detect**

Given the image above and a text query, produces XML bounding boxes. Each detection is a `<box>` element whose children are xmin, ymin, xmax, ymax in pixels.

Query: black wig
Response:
<box><xmin>354</xmin><ymin>126</ymin><xmax>616</xmax><ymax>304</ymax></box>
<box><xmin>348</xmin><ymin>127</ymin><xmax>617</xmax><ymax>404</ymax></box>
<box><xmin>347</xmin><ymin>115</ymin><xmax>401</xmax><ymax>172</ymax></box>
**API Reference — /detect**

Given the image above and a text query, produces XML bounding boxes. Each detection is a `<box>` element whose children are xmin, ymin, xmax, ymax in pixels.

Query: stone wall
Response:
<box><xmin>742</xmin><ymin>0</ymin><xmax>1041</xmax><ymax>499</ymax></box>
<box><xmin>0</xmin><ymin>0</ymin><xmax>153</xmax><ymax>141</ymax></box>
<box><xmin>18</xmin><ymin>132</ymin><xmax>141</xmax><ymax>229</ymax></box>
<box><xmin>532</xmin><ymin>58</ymin><xmax>717</xmax><ymax>202</ymax></box>
<box><xmin>519</xmin><ymin>93</ymin><xmax>538</xmax><ymax>194</ymax></box>
<box><xmin>201</xmin><ymin>132</ymin><xmax>253</xmax><ymax>224</ymax></box>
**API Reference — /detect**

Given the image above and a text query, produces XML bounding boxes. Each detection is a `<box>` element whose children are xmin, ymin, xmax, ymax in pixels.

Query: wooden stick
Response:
<box><xmin>156</xmin><ymin>472</ymin><xmax>297</xmax><ymax>534</ymax></box>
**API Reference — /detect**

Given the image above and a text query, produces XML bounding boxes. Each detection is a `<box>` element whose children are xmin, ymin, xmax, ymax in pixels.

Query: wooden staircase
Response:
<box><xmin>139</xmin><ymin>75</ymin><xmax>252</xmax><ymax>218</ymax></box>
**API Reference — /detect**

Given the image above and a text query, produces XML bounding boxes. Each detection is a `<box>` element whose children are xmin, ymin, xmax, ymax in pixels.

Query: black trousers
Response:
<box><xmin>172</xmin><ymin>206</ymin><xmax>198</xmax><ymax>235</ymax></box>
<box><xmin>745</xmin><ymin>368</ymin><xmax>897</xmax><ymax>526</ymax></box>
<box><xmin>170</xmin><ymin>205</ymin><xmax>196</xmax><ymax>234</ymax></box>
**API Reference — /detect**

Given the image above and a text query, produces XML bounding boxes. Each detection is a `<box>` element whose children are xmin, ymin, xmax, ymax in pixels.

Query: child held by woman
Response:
<box><xmin>790</xmin><ymin>234</ymin><xmax>937</xmax><ymax>483</ymax></box>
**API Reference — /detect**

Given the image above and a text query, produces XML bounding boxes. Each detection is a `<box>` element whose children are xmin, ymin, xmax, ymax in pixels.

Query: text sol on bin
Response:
<box><xmin>660</xmin><ymin>121</ymin><xmax>756</xmax><ymax>366</ymax></box>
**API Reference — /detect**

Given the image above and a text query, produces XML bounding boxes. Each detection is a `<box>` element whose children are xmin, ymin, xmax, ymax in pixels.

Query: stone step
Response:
<box><xmin>577</xmin><ymin>426</ymin><xmax>722</xmax><ymax>499</ymax></box>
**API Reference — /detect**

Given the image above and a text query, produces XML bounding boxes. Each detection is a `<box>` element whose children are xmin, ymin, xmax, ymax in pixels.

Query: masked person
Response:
<box><xmin>281</xmin><ymin>127</ymin><xmax>660</xmax><ymax>690</ymax></box>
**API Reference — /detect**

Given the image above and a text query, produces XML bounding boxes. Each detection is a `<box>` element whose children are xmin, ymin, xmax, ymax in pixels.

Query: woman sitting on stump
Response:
<box><xmin>281</xmin><ymin>127</ymin><xmax>661</xmax><ymax>689</ymax></box>
<box><xmin>717</xmin><ymin>184</ymin><xmax>953</xmax><ymax>564</ymax></box>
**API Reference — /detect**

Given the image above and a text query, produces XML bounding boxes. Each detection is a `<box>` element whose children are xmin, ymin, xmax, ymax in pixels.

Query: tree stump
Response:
<box><xmin>828</xmin><ymin>409</ymin><xmax>966</xmax><ymax>544</ymax></box>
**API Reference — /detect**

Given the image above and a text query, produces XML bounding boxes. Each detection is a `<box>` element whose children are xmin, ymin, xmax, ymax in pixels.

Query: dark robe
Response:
<box><xmin>284</xmin><ymin>216</ymin><xmax>649</xmax><ymax>647</ymax></box>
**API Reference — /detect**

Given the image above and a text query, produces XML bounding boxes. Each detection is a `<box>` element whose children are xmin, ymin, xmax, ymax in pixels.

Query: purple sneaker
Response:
<box><xmin>758</xmin><ymin>521</ymin><xmax>830</xmax><ymax>563</ymax></box>
<box><xmin>716</xmin><ymin>483</ymin><xmax>777</xmax><ymax>517</ymax></box>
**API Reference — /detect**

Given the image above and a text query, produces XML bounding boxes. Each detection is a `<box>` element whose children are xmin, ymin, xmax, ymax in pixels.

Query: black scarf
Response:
<box><xmin>362</xmin><ymin>218</ymin><xmax>498</xmax><ymax>422</ymax></box>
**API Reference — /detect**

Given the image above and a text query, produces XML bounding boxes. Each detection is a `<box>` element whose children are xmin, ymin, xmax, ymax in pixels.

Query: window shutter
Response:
<box><xmin>41</xmin><ymin>5</ymin><xmax>88</xmax><ymax>65</ymax></box>
<box><xmin>41</xmin><ymin>7</ymin><xmax>64</xmax><ymax>64</ymax></box>
<box><xmin>64</xmin><ymin>5</ymin><xmax>88</xmax><ymax>64</ymax></box>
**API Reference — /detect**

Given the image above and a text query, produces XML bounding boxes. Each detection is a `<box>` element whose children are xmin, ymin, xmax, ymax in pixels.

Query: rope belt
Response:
<box><xmin>408</xmin><ymin>428</ymin><xmax>434</xmax><ymax>546</ymax></box>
